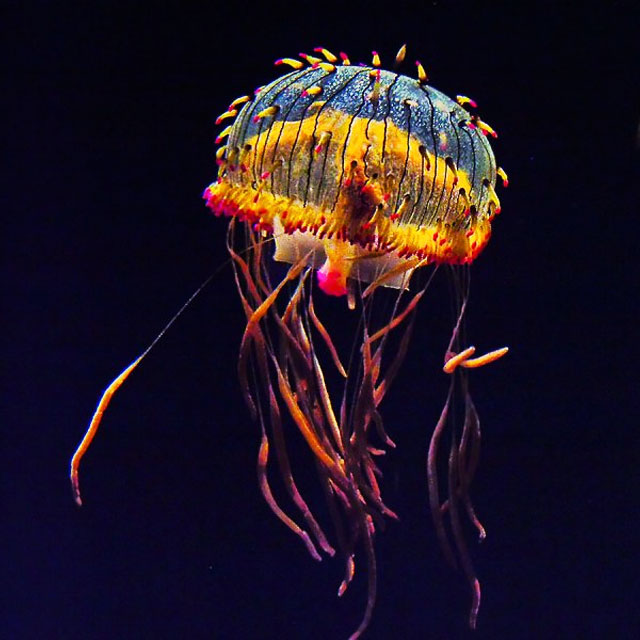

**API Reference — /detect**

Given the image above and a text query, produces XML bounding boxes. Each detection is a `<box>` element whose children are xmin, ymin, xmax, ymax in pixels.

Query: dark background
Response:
<box><xmin>4</xmin><ymin>1</ymin><xmax>639</xmax><ymax>638</ymax></box>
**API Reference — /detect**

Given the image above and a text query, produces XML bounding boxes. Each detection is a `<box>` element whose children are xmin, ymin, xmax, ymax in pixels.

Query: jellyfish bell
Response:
<box><xmin>204</xmin><ymin>54</ymin><xmax>502</xmax><ymax>296</ymax></box>
<box><xmin>71</xmin><ymin>46</ymin><xmax>509</xmax><ymax>640</ymax></box>
<box><xmin>203</xmin><ymin>48</ymin><xmax>508</xmax><ymax>637</ymax></box>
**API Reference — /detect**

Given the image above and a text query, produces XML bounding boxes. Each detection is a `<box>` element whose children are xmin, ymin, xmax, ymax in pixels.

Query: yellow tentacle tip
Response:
<box><xmin>395</xmin><ymin>44</ymin><xmax>407</xmax><ymax>67</ymax></box>
<box><xmin>443</xmin><ymin>346</ymin><xmax>476</xmax><ymax>373</ymax></box>
<box><xmin>443</xmin><ymin>346</ymin><xmax>508</xmax><ymax>373</ymax></box>
<box><xmin>415</xmin><ymin>60</ymin><xmax>428</xmax><ymax>85</ymax></box>
<box><xmin>252</xmin><ymin>105</ymin><xmax>279</xmax><ymax>124</ymax></box>
<box><xmin>215</xmin><ymin>125</ymin><xmax>232</xmax><ymax>144</ymax></box>
<box><xmin>229</xmin><ymin>95</ymin><xmax>250</xmax><ymax>109</ymax></box>
<box><xmin>317</xmin><ymin>62</ymin><xmax>336</xmax><ymax>73</ymax></box>
<box><xmin>299</xmin><ymin>52</ymin><xmax>323</xmax><ymax>65</ymax></box>
<box><xmin>313</xmin><ymin>47</ymin><xmax>338</xmax><ymax>63</ymax></box>
<box><xmin>463</xmin><ymin>346</ymin><xmax>509</xmax><ymax>369</ymax></box>
<box><xmin>275</xmin><ymin>57</ymin><xmax>304</xmax><ymax>70</ymax></box>
<box><xmin>301</xmin><ymin>85</ymin><xmax>322</xmax><ymax>98</ymax></box>
<box><xmin>215</xmin><ymin>109</ymin><xmax>237</xmax><ymax>125</ymax></box>
<box><xmin>476</xmin><ymin>118</ymin><xmax>498</xmax><ymax>138</ymax></box>
<box><xmin>456</xmin><ymin>95</ymin><xmax>478</xmax><ymax>109</ymax></box>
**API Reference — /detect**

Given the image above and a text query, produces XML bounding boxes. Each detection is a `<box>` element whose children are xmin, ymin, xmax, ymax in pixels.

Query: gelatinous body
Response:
<box><xmin>200</xmin><ymin>50</ymin><xmax>508</xmax><ymax>639</ymax></box>
<box><xmin>69</xmin><ymin>48</ymin><xmax>508</xmax><ymax>640</ymax></box>
<box><xmin>205</xmin><ymin>62</ymin><xmax>502</xmax><ymax>298</ymax></box>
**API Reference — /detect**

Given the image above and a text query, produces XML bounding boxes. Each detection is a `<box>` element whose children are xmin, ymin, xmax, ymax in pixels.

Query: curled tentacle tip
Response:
<box><xmin>70</xmin><ymin>470</ymin><xmax>83</xmax><ymax>506</ymax></box>
<box><xmin>443</xmin><ymin>346</ymin><xmax>476</xmax><ymax>373</ymax></box>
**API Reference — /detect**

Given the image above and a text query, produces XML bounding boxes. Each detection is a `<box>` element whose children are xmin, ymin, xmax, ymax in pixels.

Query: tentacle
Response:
<box><xmin>446</xmin><ymin>428</ymin><xmax>481</xmax><ymax>629</ymax></box>
<box><xmin>308</xmin><ymin>292</ymin><xmax>347</xmax><ymax>378</ymax></box>
<box><xmin>426</xmin><ymin>381</ymin><xmax>458</xmax><ymax>568</ymax></box>
<box><xmin>69</xmin><ymin>355</ymin><xmax>142</xmax><ymax>506</ymax></box>
<box><xmin>458</xmin><ymin>393</ymin><xmax>486</xmax><ymax>541</ymax></box>
<box><xmin>256</xmin><ymin>427</ymin><xmax>322</xmax><ymax>561</ymax></box>
<box><xmin>346</xmin><ymin>490</ymin><xmax>379</xmax><ymax>640</ymax></box>
<box><xmin>256</xmin><ymin>314</ymin><xmax>336</xmax><ymax>558</ymax></box>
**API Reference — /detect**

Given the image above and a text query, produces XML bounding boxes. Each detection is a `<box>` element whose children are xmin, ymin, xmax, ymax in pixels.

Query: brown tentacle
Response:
<box><xmin>427</xmin><ymin>381</ymin><xmax>458</xmax><ymax>568</ymax></box>
<box><xmin>308</xmin><ymin>292</ymin><xmax>347</xmax><ymax>378</ymax></box>
<box><xmin>256</xmin><ymin>428</ymin><xmax>322</xmax><ymax>561</ymax></box>
<box><xmin>457</xmin><ymin>393</ymin><xmax>486</xmax><ymax>540</ymax></box>
<box><xmin>255</xmin><ymin>314</ymin><xmax>336</xmax><ymax>558</ymax></box>
<box><xmin>446</xmin><ymin>427</ymin><xmax>481</xmax><ymax>629</ymax></box>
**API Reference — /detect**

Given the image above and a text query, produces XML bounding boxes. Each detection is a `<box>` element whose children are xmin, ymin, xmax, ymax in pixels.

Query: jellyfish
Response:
<box><xmin>71</xmin><ymin>46</ymin><xmax>508</xmax><ymax>639</ymax></box>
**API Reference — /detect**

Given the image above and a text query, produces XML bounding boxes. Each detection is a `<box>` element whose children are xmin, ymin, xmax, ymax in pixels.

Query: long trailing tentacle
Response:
<box><xmin>427</xmin><ymin>380</ymin><xmax>458</xmax><ymax>568</ymax></box>
<box><xmin>70</xmin><ymin>267</ymin><xmax>222</xmax><ymax>506</ymax></box>
<box><xmin>232</xmin><ymin>218</ymin><xmax>506</xmax><ymax>638</ymax></box>
<box><xmin>427</xmin><ymin>264</ymin><xmax>508</xmax><ymax>629</ymax></box>
<box><xmin>231</xmin><ymin>223</ymin><xmax>445</xmax><ymax>638</ymax></box>
<box><xmin>229</xmin><ymin>226</ymin><xmax>328</xmax><ymax>559</ymax></box>
<box><xmin>254</xmin><ymin>304</ymin><xmax>336</xmax><ymax>558</ymax></box>
<box><xmin>255</xmin><ymin>422</ymin><xmax>323</xmax><ymax>561</ymax></box>
<box><xmin>458</xmin><ymin>393</ymin><xmax>486</xmax><ymax>541</ymax></box>
<box><xmin>308</xmin><ymin>293</ymin><xmax>347</xmax><ymax>378</ymax></box>
<box><xmin>446</xmin><ymin>404</ymin><xmax>481</xmax><ymax>629</ymax></box>
<box><xmin>70</xmin><ymin>356</ymin><xmax>142</xmax><ymax>506</ymax></box>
